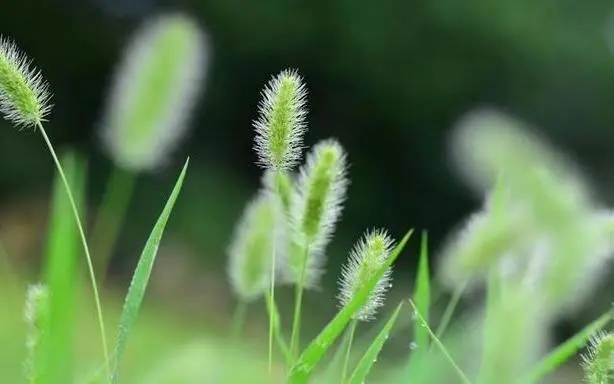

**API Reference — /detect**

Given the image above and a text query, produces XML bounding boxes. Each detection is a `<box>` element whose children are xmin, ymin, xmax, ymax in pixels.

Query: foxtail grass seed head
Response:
<box><xmin>0</xmin><ymin>36</ymin><xmax>51</xmax><ymax>128</ymax></box>
<box><xmin>540</xmin><ymin>215</ymin><xmax>614</xmax><ymax>315</ymax></box>
<box><xmin>253</xmin><ymin>69</ymin><xmax>307</xmax><ymax>171</ymax></box>
<box><xmin>582</xmin><ymin>331</ymin><xmax>614</xmax><ymax>384</ymax></box>
<box><xmin>227</xmin><ymin>190</ymin><xmax>284</xmax><ymax>302</ymax></box>
<box><xmin>337</xmin><ymin>229</ymin><xmax>394</xmax><ymax>321</ymax></box>
<box><xmin>100</xmin><ymin>13</ymin><xmax>209</xmax><ymax>172</ymax></box>
<box><xmin>450</xmin><ymin>107</ymin><xmax>593</xmax><ymax>217</ymax></box>
<box><xmin>284</xmin><ymin>138</ymin><xmax>348</xmax><ymax>287</ymax></box>
<box><xmin>23</xmin><ymin>283</ymin><xmax>49</xmax><ymax>382</ymax></box>
<box><xmin>438</xmin><ymin>204</ymin><xmax>527</xmax><ymax>291</ymax></box>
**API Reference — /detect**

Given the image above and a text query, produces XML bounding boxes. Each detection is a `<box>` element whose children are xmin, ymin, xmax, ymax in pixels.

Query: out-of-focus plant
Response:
<box><xmin>93</xmin><ymin>13</ymin><xmax>209</xmax><ymax>279</ymax></box>
<box><xmin>4</xmin><ymin>14</ymin><xmax>614</xmax><ymax>382</ymax></box>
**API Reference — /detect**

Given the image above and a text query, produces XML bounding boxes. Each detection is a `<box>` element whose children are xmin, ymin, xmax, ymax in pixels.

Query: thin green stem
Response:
<box><xmin>37</xmin><ymin>122</ymin><xmax>110</xmax><ymax>381</ymax></box>
<box><xmin>265</xmin><ymin>292</ymin><xmax>291</xmax><ymax>364</ymax></box>
<box><xmin>408</xmin><ymin>298</ymin><xmax>472</xmax><ymax>384</ymax></box>
<box><xmin>268</xmin><ymin>224</ymin><xmax>277</xmax><ymax>373</ymax></box>
<box><xmin>290</xmin><ymin>244</ymin><xmax>309</xmax><ymax>362</ymax></box>
<box><xmin>340</xmin><ymin>319</ymin><xmax>357</xmax><ymax>383</ymax></box>
<box><xmin>91</xmin><ymin>166</ymin><xmax>136</xmax><ymax>279</ymax></box>
<box><xmin>231</xmin><ymin>300</ymin><xmax>248</xmax><ymax>341</ymax></box>
<box><xmin>435</xmin><ymin>282</ymin><xmax>467</xmax><ymax>339</ymax></box>
<box><xmin>267</xmin><ymin>170</ymin><xmax>288</xmax><ymax>372</ymax></box>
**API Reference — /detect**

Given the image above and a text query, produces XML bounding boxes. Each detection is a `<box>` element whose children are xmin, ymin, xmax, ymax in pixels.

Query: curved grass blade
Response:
<box><xmin>287</xmin><ymin>230</ymin><xmax>413</xmax><ymax>384</ymax></box>
<box><xmin>521</xmin><ymin>307</ymin><xmax>614</xmax><ymax>384</ymax></box>
<box><xmin>434</xmin><ymin>282</ymin><xmax>466</xmax><ymax>339</ymax></box>
<box><xmin>348</xmin><ymin>301</ymin><xmax>404</xmax><ymax>384</ymax></box>
<box><xmin>92</xmin><ymin>167</ymin><xmax>137</xmax><ymax>279</ymax></box>
<box><xmin>41</xmin><ymin>149</ymin><xmax>87</xmax><ymax>384</ymax></box>
<box><xmin>111</xmin><ymin>158</ymin><xmax>189</xmax><ymax>383</ymax></box>
<box><xmin>408</xmin><ymin>298</ymin><xmax>472</xmax><ymax>384</ymax></box>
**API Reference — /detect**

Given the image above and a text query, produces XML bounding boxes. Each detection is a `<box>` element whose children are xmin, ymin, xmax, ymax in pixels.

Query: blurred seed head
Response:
<box><xmin>450</xmin><ymin>107</ymin><xmax>593</xmax><ymax>216</ymax></box>
<box><xmin>543</xmin><ymin>211</ymin><xmax>614</xmax><ymax>314</ymax></box>
<box><xmin>227</xmin><ymin>190</ymin><xmax>284</xmax><ymax>302</ymax></box>
<box><xmin>581</xmin><ymin>331</ymin><xmax>614</xmax><ymax>384</ymax></box>
<box><xmin>253</xmin><ymin>69</ymin><xmax>307</xmax><ymax>172</ymax></box>
<box><xmin>100</xmin><ymin>13</ymin><xmax>209</xmax><ymax>172</ymax></box>
<box><xmin>337</xmin><ymin>229</ymin><xmax>394</xmax><ymax>322</ymax></box>
<box><xmin>23</xmin><ymin>283</ymin><xmax>48</xmax><ymax>382</ymax></box>
<box><xmin>443</xmin><ymin>107</ymin><xmax>614</xmax><ymax>318</ymax></box>
<box><xmin>0</xmin><ymin>36</ymin><xmax>51</xmax><ymax>128</ymax></box>
<box><xmin>437</xmin><ymin>196</ymin><xmax>530</xmax><ymax>291</ymax></box>
<box><xmin>282</xmin><ymin>139</ymin><xmax>348</xmax><ymax>288</ymax></box>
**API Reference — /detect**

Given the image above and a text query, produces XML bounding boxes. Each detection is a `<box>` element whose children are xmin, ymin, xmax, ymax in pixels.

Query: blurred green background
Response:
<box><xmin>3</xmin><ymin>0</ymin><xmax>614</xmax><ymax>382</ymax></box>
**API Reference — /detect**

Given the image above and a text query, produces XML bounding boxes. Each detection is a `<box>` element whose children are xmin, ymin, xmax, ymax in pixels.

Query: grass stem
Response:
<box><xmin>231</xmin><ymin>300</ymin><xmax>248</xmax><ymax>341</ymax></box>
<box><xmin>268</xmin><ymin>225</ymin><xmax>277</xmax><ymax>373</ymax></box>
<box><xmin>91</xmin><ymin>166</ymin><xmax>136</xmax><ymax>279</ymax></box>
<box><xmin>435</xmin><ymin>282</ymin><xmax>467</xmax><ymax>339</ymax></box>
<box><xmin>37</xmin><ymin>122</ymin><xmax>110</xmax><ymax>382</ymax></box>
<box><xmin>340</xmin><ymin>319</ymin><xmax>357</xmax><ymax>383</ymax></box>
<box><xmin>290</xmin><ymin>245</ymin><xmax>310</xmax><ymax>361</ymax></box>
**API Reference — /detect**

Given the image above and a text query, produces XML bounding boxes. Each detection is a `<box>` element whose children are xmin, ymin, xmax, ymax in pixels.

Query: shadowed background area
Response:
<box><xmin>2</xmin><ymin>1</ymin><xmax>614</xmax><ymax>382</ymax></box>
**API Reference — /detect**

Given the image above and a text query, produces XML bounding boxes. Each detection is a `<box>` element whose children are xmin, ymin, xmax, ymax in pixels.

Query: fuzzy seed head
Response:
<box><xmin>0</xmin><ymin>37</ymin><xmax>51</xmax><ymax>128</ymax></box>
<box><xmin>337</xmin><ymin>229</ymin><xmax>394</xmax><ymax>322</ymax></box>
<box><xmin>227</xmin><ymin>191</ymin><xmax>284</xmax><ymax>302</ymax></box>
<box><xmin>582</xmin><ymin>331</ymin><xmax>614</xmax><ymax>384</ymax></box>
<box><xmin>438</xmin><ymin>203</ymin><xmax>527</xmax><ymax>291</ymax></box>
<box><xmin>23</xmin><ymin>283</ymin><xmax>48</xmax><ymax>381</ymax></box>
<box><xmin>283</xmin><ymin>139</ymin><xmax>348</xmax><ymax>287</ymax></box>
<box><xmin>293</xmin><ymin>139</ymin><xmax>347</xmax><ymax>250</ymax></box>
<box><xmin>253</xmin><ymin>69</ymin><xmax>307</xmax><ymax>171</ymax></box>
<box><xmin>450</xmin><ymin>108</ymin><xmax>593</xmax><ymax>218</ymax></box>
<box><xmin>101</xmin><ymin>13</ymin><xmax>209</xmax><ymax>172</ymax></box>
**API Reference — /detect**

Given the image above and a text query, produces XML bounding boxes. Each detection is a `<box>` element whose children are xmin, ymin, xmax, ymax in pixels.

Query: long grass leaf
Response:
<box><xmin>408</xmin><ymin>298</ymin><xmax>472</xmax><ymax>384</ymax></box>
<box><xmin>522</xmin><ymin>308</ymin><xmax>614</xmax><ymax>384</ymax></box>
<box><xmin>287</xmin><ymin>229</ymin><xmax>413</xmax><ymax>384</ymax></box>
<box><xmin>111</xmin><ymin>158</ymin><xmax>189</xmax><ymax>382</ymax></box>
<box><xmin>348</xmin><ymin>301</ymin><xmax>404</xmax><ymax>384</ymax></box>
<box><xmin>404</xmin><ymin>231</ymin><xmax>431</xmax><ymax>378</ymax></box>
<box><xmin>413</xmin><ymin>231</ymin><xmax>430</xmax><ymax>350</ymax></box>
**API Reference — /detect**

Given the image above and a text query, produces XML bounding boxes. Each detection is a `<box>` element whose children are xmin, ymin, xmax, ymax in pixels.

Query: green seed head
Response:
<box><xmin>438</xmin><ymin>206</ymin><xmax>524</xmax><ymax>290</ymax></box>
<box><xmin>337</xmin><ymin>229</ymin><xmax>394</xmax><ymax>321</ymax></box>
<box><xmin>101</xmin><ymin>13</ymin><xmax>208</xmax><ymax>171</ymax></box>
<box><xmin>582</xmin><ymin>332</ymin><xmax>614</xmax><ymax>384</ymax></box>
<box><xmin>23</xmin><ymin>283</ymin><xmax>49</xmax><ymax>382</ymax></box>
<box><xmin>283</xmin><ymin>139</ymin><xmax>348</xmax><ymax>288</ymax></box>
<box><xmin>253</xmin><ymin>69</ymin><xmax>307</xmax><ymax>171</ymax></box>
<box><xmin>227</xmin><ymin>191</ymin><xmax>283</xmax><ymax>302</ymax></box>
<box><xmin>450</xmin><ymin>107</ymin><xmax>592</xmax><ymax>221</ymax></box>
<box><xmin>0</xmin><ymin>37</ymin><xmax>51</xmax><ymax>128</ymax></box>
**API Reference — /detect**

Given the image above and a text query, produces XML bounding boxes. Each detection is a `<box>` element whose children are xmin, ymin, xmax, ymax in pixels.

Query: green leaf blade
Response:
<box><xmin>111</xmin><ymin>158</ymin><xmax>189</xmax><ymax>383</ymax></box>
<box><xmin>522</xmin><ymin>308</ymin><xmax>614</xmax><ymax>384</ymax></box>
<box><xmin>414</xmin><ymin>231</ymin><xmax>430</xmax><ymax>350</ymax></box>
<box><xmin>348</xmin><ymin>301</ymin><xmax>404</xmax><ymax>384</ymax></box>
